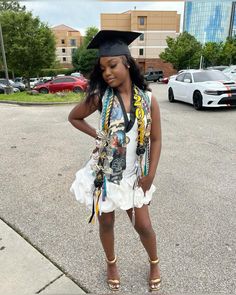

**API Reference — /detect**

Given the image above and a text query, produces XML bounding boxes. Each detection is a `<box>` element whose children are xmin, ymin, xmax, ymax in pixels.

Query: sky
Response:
<box><xmin>20</xmin><ymin>1</ymin><xmax>185</xmax><ymax>35</ymax></box>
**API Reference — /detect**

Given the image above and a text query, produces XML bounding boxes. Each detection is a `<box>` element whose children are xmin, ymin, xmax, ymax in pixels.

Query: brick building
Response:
<box><xmin>51</xmin><ymin>24</ymin><xmax>82</xmax><ymax>68</ymax></box>
<box><xmin>101</xmin><ymin>10</ymin><xmax>180</xmax><ymax>76</ymax></box>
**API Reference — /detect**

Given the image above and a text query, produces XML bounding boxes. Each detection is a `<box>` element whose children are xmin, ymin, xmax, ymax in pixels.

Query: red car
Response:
<box><xmin>33</xmin><ymin>76</ymin><xmax>87</xmax><ymax>94</ymax></box>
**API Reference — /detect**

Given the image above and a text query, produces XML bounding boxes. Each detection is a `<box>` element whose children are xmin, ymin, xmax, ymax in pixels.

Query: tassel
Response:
<box><xmin>132</xmin><ymin>207</ymin><xmax>135</xmax><ymax>226</ymax></box>
<box><xmin>95</xmin><ymin>189</ymin><xmax>101</xmax><ymax>217</ymax></box>
<box><xmin>102</xmin><ymin>175</ymin><xmax>107</xmax><ymax>201</ymax></box>
<box><xmin>88</xmin><ymin>189</ymin><xmax>96</xmax><ymax>224</ymax></box>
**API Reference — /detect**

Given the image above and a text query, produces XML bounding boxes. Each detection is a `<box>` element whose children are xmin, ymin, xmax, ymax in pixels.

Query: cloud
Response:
<box><xmin>20</xmin><ymin>1</ymin><xmax>184</xmax><ymax>35</ymax></box>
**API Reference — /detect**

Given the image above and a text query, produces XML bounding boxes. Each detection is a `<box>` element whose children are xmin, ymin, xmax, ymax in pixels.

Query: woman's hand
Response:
<box><xmin>138</xmin><ymin>175</ymin><xmax>154</xmax><ymax>195</ymax></box>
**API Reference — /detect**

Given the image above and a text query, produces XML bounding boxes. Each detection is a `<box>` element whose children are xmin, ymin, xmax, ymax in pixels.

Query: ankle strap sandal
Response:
<box><xmin>149</xmin><ymin>257</ymin><xmax>161</xmax><ymax>291</ymax></box>
<box><xmin>106</xmin><ymin>256</ymin><xmax>120</xmax><ymax>291</ymax></box>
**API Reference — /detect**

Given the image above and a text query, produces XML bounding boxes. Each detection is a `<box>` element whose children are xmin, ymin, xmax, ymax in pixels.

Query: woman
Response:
<box><xmin>69</xmin><ymin>30</ymin><xmax>162</xmax><ymax>292</ymax></box>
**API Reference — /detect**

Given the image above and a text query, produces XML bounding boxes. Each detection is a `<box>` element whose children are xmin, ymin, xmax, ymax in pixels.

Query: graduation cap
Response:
<box><xmin>87</xmin><ymin>30</ymin><xmax>141</xmax><ymax>57</ymax></box>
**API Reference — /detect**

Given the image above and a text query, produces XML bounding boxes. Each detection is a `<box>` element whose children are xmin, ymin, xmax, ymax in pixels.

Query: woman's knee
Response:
<box><xmin>98</xmin><ymin>212</ymin><xmax>114</xmax><ymax>231</ymax></box>
<box><xmin>134</xmin><ymin>222</ymin><xmax>155</xmax><ymax>237</ymax></box>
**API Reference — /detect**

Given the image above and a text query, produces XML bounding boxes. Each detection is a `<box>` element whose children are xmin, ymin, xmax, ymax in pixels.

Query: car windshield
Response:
<box><xmin>223</xmin><ymin>66</ymin><xmax>236</xmax><ymax>73</ymax></box>
<box><xmin>193</xmin><ymin>71</ymin><xmax>230</xmax><ymax>82</ymax></box>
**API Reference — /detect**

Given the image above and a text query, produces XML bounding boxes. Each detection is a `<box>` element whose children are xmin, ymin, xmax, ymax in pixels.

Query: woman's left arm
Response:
<box><xmin>138</xmin><ymin>95</ymin><xmax>162</xmax><ymax>193</ymax></box>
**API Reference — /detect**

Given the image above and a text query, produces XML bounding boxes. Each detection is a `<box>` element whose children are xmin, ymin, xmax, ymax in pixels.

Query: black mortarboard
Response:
<box><xmin>87</xmin><ymin>30</ymin><xmax>141</xmax><ymax>57</ymax></box>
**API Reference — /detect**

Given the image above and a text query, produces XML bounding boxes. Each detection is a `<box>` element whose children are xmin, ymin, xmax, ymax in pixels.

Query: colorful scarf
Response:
<box><xmin>89</xmin><ymin>85</ymin><xmax>152</xmax><ymax>223</ymax></box>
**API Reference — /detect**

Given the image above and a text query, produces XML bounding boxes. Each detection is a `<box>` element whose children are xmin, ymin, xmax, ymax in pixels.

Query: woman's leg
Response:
<box><xmin>126</xmin><ymin>205</ymin><xmax>161</xmax><ymax>282</ymax></box>
<box><xmin>98</xmin><ymin>212</ymin><xmax>120</xmax><ymax>286</ymax></box>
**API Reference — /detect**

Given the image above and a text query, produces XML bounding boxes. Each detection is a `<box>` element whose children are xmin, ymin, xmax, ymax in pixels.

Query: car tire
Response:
<box><xmin>153</xmin><ymin>79</ymin><xmax>157</xmax><ymax>82</ymax></box>
<box><xmin>193</xmin><ymin>91</ymin><xmax>203</xmax><ymax>110</ymax></box>
<box><xmin>39</xmin><ymin>87</ymin><xmax>49</xmax><ymax>94</ymax></box>
<box><xmin>168</xmin><ymin>88</ymin><xmax>175</xmax><ymax>102</ymax></box>
<box><xmin>73</xmin><ymin>87</ymin><xmax>83</xmax><ymax>93</ymax></box>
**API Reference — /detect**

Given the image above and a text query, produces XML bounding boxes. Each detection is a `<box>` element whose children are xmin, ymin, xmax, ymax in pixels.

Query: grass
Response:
<box><xmin>0</xmin><ymin>91</ymin><xmax>85</xmax><ymax>103</ymax></box>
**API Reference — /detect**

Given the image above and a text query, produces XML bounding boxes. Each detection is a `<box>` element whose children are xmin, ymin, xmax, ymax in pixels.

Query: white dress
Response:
<box><xmin>70</xmin><ymin>114</ymin><xmax>156</xmax><ymax>213</ymax></box>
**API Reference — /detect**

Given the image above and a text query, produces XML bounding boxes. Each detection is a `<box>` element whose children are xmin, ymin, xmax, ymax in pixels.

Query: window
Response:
<box><xmin>61</xmin><ymin>39</ymin><xmax>65</xmax><ymax>44</ymax></box>
<box><xmin>139</xmin><ymin>16</ymin><xmax>145</xmax><ymax>25</ymax></box>
<box><xmin>62</xmin><ymin>48</ymin><xmax>66</xmax><ymax>53</ymax></box>
<box><xmin>71</xmin><ymin>48</ymin><xmax>76</xmax><ymax>55</ymax></box>
<box><xmin>63</xmin><ymin>57</ymin><xmax>66</xmax><ymax>62</ymax></box>
<box><xmin>176</xmin><ymin>73</ymin><xmax>185</xmax><ymax>82</ymax></box>
<box><xmin>52</xmin><ymin>78</ymin><xmax>66</xmax><ymax>83</ymax></box>
<box><xmin>64</xmin><ymin>77</ymin><xmax>75</xmax><ymax>82</ymax></box>
<box><xmin>184</xmin><ymin>73</ymin><xmax>192</xmax><ymax>83</ymax></box>
<box><xmin>70</xmin><ymin>39</ymin><xmax>76</xmax><ymax>46</ymax></box>
<box><xmin>139</xmin><ymin>48</ymin><xmax>144</xmax><ymax>56</ymax></box>
<box><xmin>139</xmin><ymin>34</ymin><xmax>144</xmax><ymax>41</ymax></box>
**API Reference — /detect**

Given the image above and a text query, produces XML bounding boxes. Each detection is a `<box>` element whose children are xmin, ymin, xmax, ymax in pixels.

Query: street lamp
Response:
<box><xmin>0</xmin><ymin>22</ymin><xmax>13</xmax><ymax>94</ymax></box>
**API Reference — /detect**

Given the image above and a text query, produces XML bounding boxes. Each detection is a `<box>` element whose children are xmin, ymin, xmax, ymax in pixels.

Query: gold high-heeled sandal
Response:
<box><xmin>106</xmin><ymin>256</ymin><xmax>120</xmax><ymax>291</ymax></box>
<box><xmin>149</xmin><ymin>257</ymin><xmax>161</xmax><ymax>292</ymax></box>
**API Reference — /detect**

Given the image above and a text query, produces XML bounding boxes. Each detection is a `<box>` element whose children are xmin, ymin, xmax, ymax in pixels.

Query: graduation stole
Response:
<box><xmin>89</xmin><ymin>85</ymin><xmax>151</xmax><ymax>223</ymax></box>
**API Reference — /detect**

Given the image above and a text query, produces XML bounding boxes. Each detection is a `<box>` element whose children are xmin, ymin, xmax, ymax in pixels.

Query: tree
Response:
<box><xmin>159</xmin><ymin>31</ymin><xmax>202</xmax><ymax>71</ymax></box>
<box><xmin>0</xmin><ymin>10</ymin><xmax>56</xmax><ymax>87</ymax></box>
<box><xmin>222</xmin><ymin>37</ymin><xmax>236</xmax><ymax>65</ymax></box>
<box><xmin>0</xmin><ymin>0</ymin><xmax>26</xmax><ymax>12</ymax></box>
<box><xmin>72</xmin><ymin>26</ymin><xmax>98</xmax><ymax>75</ymax></box>
<box><xmin>202</xmin><ymin>42</ymin><xmax>224</xmax><ymax>67</ymax></box>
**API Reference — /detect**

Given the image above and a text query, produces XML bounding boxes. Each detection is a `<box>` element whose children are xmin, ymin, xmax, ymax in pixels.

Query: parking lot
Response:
<box><xmin>0</xmin><ymin>83</ymin><xmax>235</xmax><ymax>294</ymax></box>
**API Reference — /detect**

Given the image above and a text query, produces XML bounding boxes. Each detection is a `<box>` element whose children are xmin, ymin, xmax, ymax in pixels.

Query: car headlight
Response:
<box><xmin>204</xmin><ymin>90</ymin><xmax>221</xmax><ymax>95</ymax></box>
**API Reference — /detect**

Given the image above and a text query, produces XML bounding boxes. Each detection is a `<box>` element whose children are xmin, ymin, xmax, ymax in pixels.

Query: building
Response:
<box><xmin>51</xmin><ymin>24</ymin><xmax>82</xmax><ymax>68</ymax></box>
<box><xmin>101</xmin><ymin>10</ymin><xmax>181</xmax><ymax>75</ymax></box>
<box><xmin>184</xmin><ymin>1</ymin><xmax>236</xmax><ymax>43</ymax></box>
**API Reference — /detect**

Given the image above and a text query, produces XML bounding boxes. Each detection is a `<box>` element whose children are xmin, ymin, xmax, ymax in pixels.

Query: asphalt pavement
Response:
<box><xmin>0</xmin><ymin>84</ymin><xmax>235</xmax><ymax>294</ymax></box>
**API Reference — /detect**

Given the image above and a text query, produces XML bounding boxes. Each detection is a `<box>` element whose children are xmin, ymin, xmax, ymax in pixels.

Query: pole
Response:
<box><xmin>199</xmin><ymin>31</ymin><xmax>207</xmax><ymax>70</ymax></box>
<box><xmin>0</xmin><ymin>22</ymin><xmax>12</xmax><ymax>94</ymax></box>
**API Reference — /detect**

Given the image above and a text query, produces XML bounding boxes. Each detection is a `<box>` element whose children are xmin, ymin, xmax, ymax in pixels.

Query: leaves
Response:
<box><xmin>160</xmin><ymin>32</ymin><xmax>202</xmax><ymax>71</ymax></box>
<box><xmin>0</xmin><ymin>0</ymin><xmax>26</xmax><ymax>12</ymax></box>
<box><xmin>0</xmin><ymin>10</ymin><xmax>56</xmax><ymax>78</ymax></box>
<box><xmin>160</xmin><ymin>31</ymin><xmax>236</xmax><ymax>70</ymax></box>
<box><xmin>72</xmin><ymin>26</ymin><xmax>98</xmax><ymax>74</ymax></box>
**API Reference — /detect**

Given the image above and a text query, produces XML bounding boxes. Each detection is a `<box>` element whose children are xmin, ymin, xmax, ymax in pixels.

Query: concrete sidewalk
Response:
<box><xmin>0</xmin><ymin>219</ymin><xmax>86</xmax><ymax>295</ymax></box>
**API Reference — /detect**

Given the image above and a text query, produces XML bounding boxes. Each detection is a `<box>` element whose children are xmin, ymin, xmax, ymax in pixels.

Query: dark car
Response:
<box><xmin>144</xmin><ymin>70</ymin><xmax>163</xmax><ymax>82</ymax></box>
<box><xmin>0</xmin><ymin>84</ymin><xmax>5</xmax><ymax>94</ymax></box>
<box><xmin>33</xmin><ymin>76</ymin><xmax>88</xmax><ymax>94</ymax></box>
<box><xmin>0</xmin><ymin>78</ymin><xmax>25</xmax><ymax>91</ymax></box>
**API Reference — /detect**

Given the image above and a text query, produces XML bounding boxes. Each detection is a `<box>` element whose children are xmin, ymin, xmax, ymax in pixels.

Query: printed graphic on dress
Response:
<box><xmin>109</xmin><ymin>130</ymin><xmax>126</xmax><ymax>184</ymax></box>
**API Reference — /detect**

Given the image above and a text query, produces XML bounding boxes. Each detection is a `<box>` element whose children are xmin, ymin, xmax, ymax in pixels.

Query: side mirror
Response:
<box><xmin>184</xmin><ymin>78</ymin><xmax>191</xmax><ymax>83</ymax></box>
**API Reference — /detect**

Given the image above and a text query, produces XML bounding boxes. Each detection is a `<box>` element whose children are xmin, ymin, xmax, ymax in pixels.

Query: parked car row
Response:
<box><xmin>167</xmin><ymin>69</ymin><xmax>236</xmax><ymax>110</ymax></box>
<box><xmin>0</xmin><ymin>74</ymin><xmax>88</xmax><ymax>94</ymax></box>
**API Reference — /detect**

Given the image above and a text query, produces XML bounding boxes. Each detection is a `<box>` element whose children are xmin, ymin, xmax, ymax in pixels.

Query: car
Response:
<box><xmin>71</xmin><ymin>72</ymin><xmax>82</xmax><ymax>77</ymax></box>
<box><xmin>159</xmin><ymin>77</ymin><xmax>169</xmax><ymax>84</ymax></box>
<box><xmin>29</xmin><ymin>78</ymin><xmax>40</xmax><ymax>88</ymax></box>
<box><xmin>144</xmin><ymin>70</ymin><xmax>163</xmax><ymax>82</ymax></box>
<box><xmin>33</xmin><ymin>76</ymin><xmax>88</xmax><ymax>94</ymax></box>
<box><xmin>0</xmin><ymin>83</ymin><xmax>20</xmax><ymax>93</ymax></box>
<box><xmin>222</xmin><ymin>65</ymin><xmax>236</xmax><ymax>81</ymax></box>
<box><xmin>167</xmin><ymin>69</ymin><xmax>236</xmax><ymax>110</ymax></box>
<box><xmin>0</xmin><ymin>84</ymin><xmax>5</xmax><ymax>94</ymax></box>
<box><xmin>0</xmin><ymin>78</ymin><xmax>25</xmax><ymax>91</ymax></box>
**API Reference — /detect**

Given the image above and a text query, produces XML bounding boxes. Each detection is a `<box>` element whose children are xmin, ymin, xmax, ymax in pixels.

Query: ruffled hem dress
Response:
<box><xmin>70</xmin><ymin>112</ymin><xmax>156</xmax><ymax>213</ymax></box>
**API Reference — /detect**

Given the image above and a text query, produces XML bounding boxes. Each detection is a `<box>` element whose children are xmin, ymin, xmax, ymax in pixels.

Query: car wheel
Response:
<box><xmin>168</xmin><ymin>88</ymin><xmax>175</xmax><ymax>103</ymax></box>
<box><xmin>193</xmin><ymin>91</ymin><xmax>203</xmax><ymax>110</ymax></box>
<box><xmin>153</xmin><ymin>79</ymin><xmax>157</xmax><ymax>82</ymax></box>
<box><xmin>39</xmin><ymin>87</ymin><xmax>49</xmax><ymax>94</ymax></box>
<box><xmin>73</xmin><ymin>87</ymin><xmax>83</xmax><ymax>93</ymax></box>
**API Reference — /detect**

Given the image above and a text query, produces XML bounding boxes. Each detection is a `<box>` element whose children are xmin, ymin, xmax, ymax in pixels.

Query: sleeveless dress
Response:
<box><xmin>70</xmin><ymin>91</ymin><xmax>156</xmax><ymax>213</ymax></box>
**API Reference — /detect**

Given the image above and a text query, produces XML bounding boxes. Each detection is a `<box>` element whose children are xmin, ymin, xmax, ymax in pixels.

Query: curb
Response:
<box><xmin>0</xmin><ymin>100</ymin><xmax>80</xmax><ymax>106</ymax></box>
